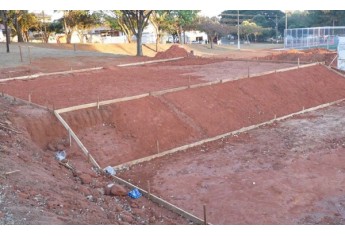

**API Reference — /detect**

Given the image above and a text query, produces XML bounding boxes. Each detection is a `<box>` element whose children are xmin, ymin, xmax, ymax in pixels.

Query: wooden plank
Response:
<box><xmin>117</xmin><ymin>57</ymin><xmax>184</xmax><ymax>67</ymax></box>
<box><xmin>113</xmin><ymin>97</ymin><xmax>345</xmax><ymax>170</ymax></box>
<box><xmin>111</xmin><ymin>175</ymin><xmax>206</xmax><ymax>224</ymax></box>
<box><xmin>54</xmin><ymin>111</ymin><xmax>101</xmax><ymax>169</ymax></box>
<box><xmin>56</xmin><ymin>62</ymin><xmax>321</xmax><ymax>114</ymax></box>
<box><xmin>0</xmin><ymin>67</ymin><xmax>103</xmax><ymax>83</ymax></box>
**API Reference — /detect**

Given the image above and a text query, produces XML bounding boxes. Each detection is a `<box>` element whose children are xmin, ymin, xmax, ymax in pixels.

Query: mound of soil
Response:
<box><xmin>261</xmin><ymin>48</ymin><xmax>337</xmax><ymax>66</ymax></box>
<box><xmin>155</xmin><ymin>45</ymin><xmax>190</xmax><ymax>59</ymax></box>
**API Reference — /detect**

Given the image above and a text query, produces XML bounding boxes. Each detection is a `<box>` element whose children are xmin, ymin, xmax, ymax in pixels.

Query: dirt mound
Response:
<box><xmin>261</xmin><ymin>48</ymin><xmax>337</xmax><ymax>66</ymax></box>
<box><xmin>155</xmin><ymin>45</ymin><xmax>190</xmax><ymax>59</ymax></box>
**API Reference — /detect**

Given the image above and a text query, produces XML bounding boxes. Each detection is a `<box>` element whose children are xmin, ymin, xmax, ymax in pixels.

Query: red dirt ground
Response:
<box><xmin>261</xmin><ymin>48</ymin><xmax>337</xmax><ymax>66</ymax></box>
<box><xmin>61</xmin><ymin>65</ymin><xmax>345</xmax><ymax>167</ymax></box>
<box><xmin>0</xmin><ymin>96</ymin><xmax>191</xmax><ymax>225</ymax></box>
<box><xmin>0</xmin><ymin>58</ymin><xmax>296</xmax><ymax>109</ymax></box>
<box><xmin>117</xmin><ymin>100</ymin><xmax>345</xmax><ymax>224</ymax></box>
<box><xmin>1</xmin><ymin>44</ymin><xmax>345</xmax><ymax>226</ymax></box>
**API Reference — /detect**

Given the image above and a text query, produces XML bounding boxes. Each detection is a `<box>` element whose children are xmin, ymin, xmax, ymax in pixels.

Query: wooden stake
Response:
<box><xmin>28</xmin><ymin>46</ymin><xmax>31</xmax><ymax>64</ymax></box>
<box><xmin>69</xmin><ymin>129</ymin><xmax>72</xmax><ymax>147</ymax></box>
<box><xmin>274</xmin><ymin>114</ymin><xmax>277</xmax><ymax>120</ymax></box>
<box><xmin>28</xmin><ymin>92</ymin><xmax>31</xmax><ymax>103</ymax></box>
<box><xmin>97</xmin><ymin>96</ymin><xmax>100</xmax><ymax>109</ymax></box>
<box><xmin>247</xmin><ymin>66</ymin><xmax>250</xmax><ymax>78</ymax></box>
<box><xmin>5</xmin><ymin>170</ymin><xmax>20</xmax><ymax>175</ymax></box>
<box><xmin>188</xmin><ymin>76</ymin><xmax>191</xmax><ymax>86</ymax></box>
<box><xmin>156</xmin><ymin>140</ymin><xmax>160</xmax><ymax>153</ymax></box>
<box><xmin>298</xmin><ymin>58</ymin><xmax>300</xmax><ymax>68</ymax></box>
<box><xmin>147</xmin><ymin>180</ymin><xmax>151</xmax><ymax>199</ymax></box>
<box><xmin>19</xmin><ymin>46</ymin><xmax>23</xmax><ymax>62</ymax></box>
<box><xmin>203</xmin><ymin>205</ymin><xmax>207</xmax><ymax>225</ymax></box>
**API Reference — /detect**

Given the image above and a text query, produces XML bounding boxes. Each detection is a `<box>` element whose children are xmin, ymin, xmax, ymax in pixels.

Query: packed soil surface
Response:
<box><xmin>0</xmin><ymin>96</ymin><xmax>191</xmax><ymax>225</ymax></box>
<box><xmin>117</xmin><ymin>100</ymin><xmax>345</xmax><ymax>224</ymax></box>
<box><xmin>1</xmin><ymin>43</ymin><xmax>345</xmax><ymax>225</ymax></box>
<box><xmin>0</xmin><ymin>59</ymin><xmax>296</xmax><ymax>109</ymax></box>
<box><xmin>61</xmin><ymin>65</ymin><xmax>345</xmax><ymax>168</ymax></box>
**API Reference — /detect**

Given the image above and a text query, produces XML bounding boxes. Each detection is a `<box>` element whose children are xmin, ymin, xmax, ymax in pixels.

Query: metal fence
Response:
<box><xmin>284</xmin><ymin>26</ymin><xmax>345</xmax><ymax>49</ymax></box>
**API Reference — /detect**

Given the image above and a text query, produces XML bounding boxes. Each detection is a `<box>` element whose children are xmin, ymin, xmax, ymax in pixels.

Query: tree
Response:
<box><xmin>197</xmin><ymin>16</ymin><xmax>231</xmax><ymax>49</ymax></box>
<box><xmin>121</xmin><ymin>10</ymin><xmax>153</xmax><ymax>56</ymax></box>
<box><xmin>60</xmin><ymin>10</ymin><xmax>100</xmax><ymax>44</ymax></box>
<box><xmin>150</xmin><ymin>10</ymin><xmax>172</xmax><ymax>52</ymax></box>
<box><xmin>221</xmin><ymin>10</ymin><xmax>284</xmax><ymax>40</ymax></box>
<box><xmin>308</xmin><ymin>10</ymin><xmax>345</xmax><ymax>27</ymax></box>
<box><xmin>168</xmin><ymin>10</ymin><xmax>199</xmax><ymax>44</ymax></box>
<box><xmin>0</xmin><ymin>10</ymin><xmax>10</xmax><ymax>53</ymax></box>
<box><xmin>102</xmin><ymin>10</ymin><xmax>134</xmax><ymax>43</ymax></box>
<box><xmin>19</xmin><ymin>12</ymin><xmax>39</xmax><ymax>42</ymax></box>
<box><xmin>241</xmin><ymin>20</ymin><xmax>265</xmax><ymax>43</ymax></box>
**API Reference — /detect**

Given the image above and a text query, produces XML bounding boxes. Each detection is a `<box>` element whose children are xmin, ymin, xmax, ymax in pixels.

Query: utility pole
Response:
<box><xmin>275</xmin><ymin>14</ymin><xmax>278</xmax><ymax>43</ymax></box>
<box><xmin>237</xmin><ymin>10</ymin><xmax>240</xmax><ymax>50</ymax></box>
<box><xmin>285</xmin><ymin>11</ymin><xmax>288</xmax><ymax>48</ymax></box>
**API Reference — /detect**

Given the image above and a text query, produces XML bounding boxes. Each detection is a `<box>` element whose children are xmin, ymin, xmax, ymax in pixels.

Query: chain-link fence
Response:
<box><xmin>284</xmin><ymin>26</ymin><xmax>345</xmax><ymax>50</ymax></box>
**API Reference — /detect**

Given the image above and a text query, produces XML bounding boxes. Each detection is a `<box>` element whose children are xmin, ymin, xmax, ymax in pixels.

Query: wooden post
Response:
<box><xmin>28</xmin><ymin>46</ymin><xmax>31</xmax><ymax>64</ymax></box>
<box><xmin>156</xmin><ymin>140</ymin><xmax>160</xmax><ymax>153</ymax></box>
<box><xmin>298</xmin><ymin>58</ymin><xmax>300</xmax><ymax>68</ymax></box>
<box><xmin>188</xmin><ymin>76</ymin><xmax>191</xmax><ymax>86</ymax></box>
<box><xmin>69</xmin><ymin>129</ymin><xmax>72</xmax><ymax>147</ymax></box>
<box><xmin>247</xmin><ymin>66</ymin><xmax>250</xmax><ymax>78</ymax></box>
<box><xmin>274</xmin><ymin>114</ymin><xmax>277</xmax><ymax>120</ymax></box>
<box><xmin>147</xmin><ymin>180</ymin><xmax>151</xmax><ymax>199</ymax></box>
<box><xmin>203</xmin><ymin>205</ymin><xmax>207</xmax><ymax>225</ymax></box>
<box><xmin>19</xmin><ymin>46</ymin><xmax>23</xmax><ymax>62</ymax></box>
<box><xmin>28</xmin><ymin>92</ymin><xmax>31</xmax><ymax>103</ymax></box>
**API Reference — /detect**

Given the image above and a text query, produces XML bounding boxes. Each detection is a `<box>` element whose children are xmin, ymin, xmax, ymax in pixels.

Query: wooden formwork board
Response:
<box><xmin>56</xmin><ymin>62</ymin><xmax>321</xmax><ymax>114</ymax></box>
<box><xmin>113</xmin><ymin>97</ymin><xmax>345</xmax><ymax>170</ymax></box>
<box><xmin>111</xmin><ymin>175</ymin><xmax>206</xmax><ymax>225</ymax></box>
<box><xmin>0</xmin><ymin>67</ymin><xmax>103</xmax><ymax>83</ymax></box>
<box><xmin>54</xmin><ymin>111</ymin><xmax>101</xmax><ymax>170</ymax></box>
<box><xmin>117</xmin><ymin>57</ymin><xmax>184</xmax><ymax>67</ymax></box>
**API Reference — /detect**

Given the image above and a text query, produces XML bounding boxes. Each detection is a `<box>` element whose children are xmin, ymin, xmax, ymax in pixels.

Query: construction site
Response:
<box><xmin>0</xmin><ymin>42</ymin><xmax>345</xmax><ymax>225</ymax></box>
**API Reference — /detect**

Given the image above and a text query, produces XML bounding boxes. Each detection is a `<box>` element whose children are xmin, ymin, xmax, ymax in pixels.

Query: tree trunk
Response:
<box><xmin>136</xmin><ymin>33</ymin><xmax>143</xmax><ymax>56</ymax></box>
<box><xmin>14</xmin><ymin>13</ymin><xmax>24</xmax><ymax>42</ymax></box>
<box><xmin>66</xmin><ymin>32</ymin><xmax>72</xmax><ymax>44</ymax></box>
<box><xmin>3</xmin><ymin>11</ymin><xmax>10</xmax><ymax>53</ymax></box>
<box><xmin>179</xmin><ymin>25</ymin><xmax>182</xmax><ymax>44</ymax></box>
<box><xmin>210</xmin><ymin>36</ymin><xmax>214</xmax><ymax>49</ymax></box>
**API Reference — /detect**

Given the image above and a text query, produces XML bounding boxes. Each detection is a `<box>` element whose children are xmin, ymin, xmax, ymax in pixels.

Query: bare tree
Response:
<box><xmin>121</xmin><ymin>10</ymin><xmax>153</xmax><ymax>56</ymax></box>
<box><xmin>197</xmin><ymin>17</ymin><xmax>232</xmax><ymax>49</ymax></box>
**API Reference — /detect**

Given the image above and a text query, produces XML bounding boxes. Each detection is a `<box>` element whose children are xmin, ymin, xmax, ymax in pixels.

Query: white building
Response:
<box><xmin>0</xmin><ymin>24</ymin><xmax>4</xmax><ymax>42</ymax></box>
<box><xmin>182</xmin><ymin>31</ymin><xmax>208</xmax><ymax>44</ymax></box>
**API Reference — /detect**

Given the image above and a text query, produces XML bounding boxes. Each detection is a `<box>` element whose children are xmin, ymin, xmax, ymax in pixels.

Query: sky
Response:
<box><xmin>6</xmin><ymin>0</ymin><xmax>345</xmax><ymax>11</ymax></box>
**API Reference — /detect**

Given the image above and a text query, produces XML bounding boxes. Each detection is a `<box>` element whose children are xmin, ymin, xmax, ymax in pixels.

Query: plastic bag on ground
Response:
<box><xmin>55</xmin><ymin>150</ymin><xmax>66</xmax><ymax>161</ymax></box>
<box><xmin>104</xmin><ymin>166</ymin><xmax>116</xmax><ymax>176</ymax></box>
<box><xmin>128</xmin><ymin>188</ymin><xmax>142</xmax><ymax>199</ymax></box>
